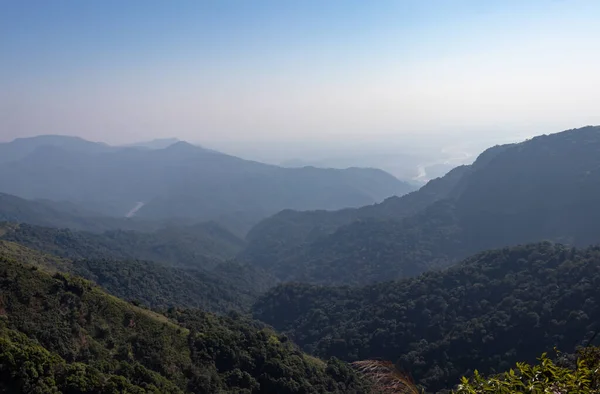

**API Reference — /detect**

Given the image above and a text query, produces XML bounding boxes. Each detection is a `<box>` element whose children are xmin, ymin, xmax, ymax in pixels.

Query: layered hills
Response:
<box><xmin>3</xmin><ymin>125</ymin><xmax>600</xmax><ymax>392</ymax></box>
<box><xmin>0</xmin><ymin>136</ymin><xmax>413</xmax><ymax>231</ymax></box>
<box><xmin>243</xmin><ymin>126</ymin><xmax>600</xmax><ymax>285</ymax></box>
<box><xmin>0</xmin><ymin>222</ymin><xmax>269</xmax><ymax>314</ymax></box>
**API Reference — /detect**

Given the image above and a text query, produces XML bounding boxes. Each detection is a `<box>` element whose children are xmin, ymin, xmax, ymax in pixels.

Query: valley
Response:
<box><xmin>5</xmin><ymin>1</ymin><xmax>600</xmax><ymax>390</ymax></box>
<box><xmin>1</xmin><ymin>126</ymin><xmax>600</xmax><ymax>392</ymax></box>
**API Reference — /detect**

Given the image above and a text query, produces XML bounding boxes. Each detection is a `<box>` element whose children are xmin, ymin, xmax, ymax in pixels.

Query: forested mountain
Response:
<box><xmin>0</xmin><ymin>135</ymin><xmax>413</xmax><ymax>227</ymax></box>
<box><xmin>0</xmin><ymin>221</ymin><xmax>270</xmax><ymax>314</ymax></box>
<box><xmin>4</xmin><ymin>126</ymin><xmax>600</xmax><ymax>393</ymax></box>
<box><xmin>243</xmin><ymin>126</ymin><xmax>600</xmax><ymax>285</ymax></box>
<box><xmin>0</xmin><ymin>192</ymin><xmax>168</xmax><ymax>233</ymax></box>
<box><xmin>0</xmin><ymin>239</ymin><xmax>272</xmax><ymax>314</ymax></box>
<box><xmin>0</xmin><ymin>255</ymin><xmax>369</xmax><ymax>393</ymax></box>
<box><xmin>253</xmin><ymin>242</ymin><xmax>600</xmax><ymax>392</ymax></box>
<box><xmin>0</xmin><ymin>221</ymin><xmax>244</xmax><ymax>269</ymax></box>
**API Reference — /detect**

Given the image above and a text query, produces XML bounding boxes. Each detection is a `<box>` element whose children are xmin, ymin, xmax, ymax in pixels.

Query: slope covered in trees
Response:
<box><xmin>243</xmin><ymin>126</ymin><xmax>600</xmax><ymax>285</ymax></box>
<box><xmin>0</xmin><ymin>221</ymin><xmax>244</xmax><ymax>269</ymax></box>
<box><xmin>253</xmin><ymin>242</ymin><xmax>600</xmax><ymax>392</ymax></box>
<box><xmin>0</xmin><ymin>221</ymin><xmax>272</xmax><ymax>314</ymax></box>
<box><xmin>0</xmin><ymin>254</ymin><xmax>369</xmax><ymax>393</ymax></box>
<box><xmin>0</xmin><ymin>230</ymin><xmax>271</xmax><ymax>315</ymax></box>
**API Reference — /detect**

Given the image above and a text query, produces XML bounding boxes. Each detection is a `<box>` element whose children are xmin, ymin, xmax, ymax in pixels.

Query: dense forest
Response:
<box><xmin>0</xmin><ymin>221</ymin><xmax>245</xmax><ymax>268</ymax></box>
<box><xmin>0</xmin><ymin>231</ymin><xmax>273</xmax><ymax>314</ymax></box>
<box><xmin>254</xmin><ymin>242</ymin><xmax>600</xmax><ymax>391</ymax></box>
<box><xmin>0</xmin><ymin>255</ymin><xmax>370</xmax><ymax>393</ymax></box>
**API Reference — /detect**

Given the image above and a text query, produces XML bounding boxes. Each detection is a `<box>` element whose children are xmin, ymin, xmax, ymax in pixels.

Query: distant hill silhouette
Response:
<box><xmin>0</xmin><ymin>136</ymin><xmax>414</xmax><ymax>229</ymax></box>
<box><xmin>0</xmin><ymin>134</ymin><xmax>113</xmax><ymax>164</ymax></box>
<box><xmin>122</xmin><ymin>137</ymin><xmax>181</xmax><ymax>149</ymax></box>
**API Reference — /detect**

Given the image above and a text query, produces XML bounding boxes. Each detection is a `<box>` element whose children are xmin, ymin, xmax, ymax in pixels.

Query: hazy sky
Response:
<box><xmin>1</xmin><ymin>0</ymin><xmax>600</xmax><ymax>149</ymax></box>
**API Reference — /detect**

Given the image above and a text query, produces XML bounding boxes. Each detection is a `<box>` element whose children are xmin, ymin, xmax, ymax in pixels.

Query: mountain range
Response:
<box><xmin>3</xmin><ymin>125</ymin><xmax>600</xmax><ymax>392</ymax></box>
<box><xmin>0</xmin><ymin>135</ymin><xmax>414</xmax><ymax>233</ymax></box>
<box><xmin>242</xmin><ymin>126</ymin><xmax>600</xmax><ymax>285</ymax></box>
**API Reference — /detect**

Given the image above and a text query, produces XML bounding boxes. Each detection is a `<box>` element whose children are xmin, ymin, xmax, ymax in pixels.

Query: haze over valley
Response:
<box><xmin>2</xmin><ymin>1</ymin><xmax>600</xmax><ymax>393</ymax></box>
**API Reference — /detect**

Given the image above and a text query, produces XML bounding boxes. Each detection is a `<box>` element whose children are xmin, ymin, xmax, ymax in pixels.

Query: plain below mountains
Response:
<box><xmin>0</xmin><ymin>135</ymin><xmax>414</xmax><ymax>232</ymax></box>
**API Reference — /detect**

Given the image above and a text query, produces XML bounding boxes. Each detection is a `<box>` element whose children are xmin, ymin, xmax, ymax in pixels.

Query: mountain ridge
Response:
<box><xmin>242</xmin><ymin>125</ymin><xmax>600</xmax><ymax>285</ymax></box>
<box><xmin>0</xmin><ymin>135</ymin><xmax>414</xmax><ymax>228</ymax></box>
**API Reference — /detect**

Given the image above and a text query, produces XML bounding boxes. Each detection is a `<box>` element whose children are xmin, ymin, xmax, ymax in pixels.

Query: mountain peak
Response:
<box><xmin>123</xmin><ymin>138</ymin><xmax>181</xmax><ymax>150</ymax></box>
<box><xmin>164</xmin><ymin>140</ymin><xmax>201</xmax><ymax>151</ymax></box>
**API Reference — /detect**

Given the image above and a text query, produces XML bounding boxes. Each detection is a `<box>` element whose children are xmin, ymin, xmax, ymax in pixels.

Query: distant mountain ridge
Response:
<box><xmin>242</xmin><ymin>125</ymin><xmax>600</xmax><ymax>285</ymax></box>
<box><xmin>122</xmin><ymin>137</ymin><xmax>181</xmax><ymax>149</ymax></box>
<box><xmin>0</xmin><ymin>134</ymin><xmax>114</xmax><ymax>164</ymax></box>
<box><xmin>0</xmin><ymin>135</ymin><xmax>414</xmax><ymax>229</ymax></box>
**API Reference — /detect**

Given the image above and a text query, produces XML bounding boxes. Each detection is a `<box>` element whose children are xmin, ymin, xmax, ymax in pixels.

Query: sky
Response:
<box><xmin>1</xmin><ymin>0</ymin><xmax>600</xmax><ymax>159</ymax></box>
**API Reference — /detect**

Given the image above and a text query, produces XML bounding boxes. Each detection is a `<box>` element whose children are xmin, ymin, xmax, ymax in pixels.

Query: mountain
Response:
<box><xmin>242</xmin><ymin>165</ymin><xmax>469</xmax><ymax>268</ymax></box>
<box><xmin>0</xmin><ymin>221</ymin><xmax>245</xmax><ymax>269</ymax></box>
<box><xmin>0</xmin><ymin>253</ymin><xmax>369</xmax><ymax>393</ymax></box>
<box><xmin>123</xmin><ymin>137</ymin><xmax>181</xmax><ymax>149</ymax></box>
<box><xmin>0</xmin><ymin>192</ymin><xmax>169</xmax><ymax>233</ymax></box>
<box><xmin>0</xmin><ymin>136</ymin><xmax>414</xmax><ymax>227</ymax></box>
<box><xmin>0</xmin><ymin>221</ymin><xmax>278</xmax><ymax>315</ymax></box>
<box><xmin>0</xmin><ymin>134</ymin><xmax>113</xmax><ymax>164</ymax></box>
<box><xmin>0</xmin><ymin>239</ymin><xmax>272</xmax><ymax>314</ymax></box>
<box><xmin>253</xmin><ymin>242</ymin><xmax>600</xmax><ymax>392</ymax></box>
<box><xmin>242</xmin><ymin>126</ymin><xmax>600</xmax><ymax>285</ymax></box>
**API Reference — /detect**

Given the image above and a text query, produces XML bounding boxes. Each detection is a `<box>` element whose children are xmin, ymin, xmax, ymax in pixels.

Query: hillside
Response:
<box><xmin>0</xmin><ymin>254</ymin><xmax>369</xmax><ymax>393</ymax></box>
<box><xmin>0</xmin><ymin>219</ymin><xmax>274</xmax><ymax>314</ymax></box>
<box><xmin>0</xmin><ymin>136</ymin><xmax>413</xmax><ymax>225</ymax></box>
<box><xmin>253</xmin><ymin>242</ymin><xmax>600</xmax><ymax>392</ymax></box>
<box><xmin>243</xmin><ymin>165</ymin><xmax>469</xmax><ymax>264</ymax></box>
<box><xmin>0</xmin><ymin>192</ymin><xmax>170</xmax><ymax>233</ymax></box>
<box><xmin>0</xmin><ymin>238</ymin><xmax>273</xmax><ymax>314</ymax></box>
<box><xmin>0</xmin><ymin>221</ymin><xmax>244</xmax><ymax>269</ymax></box>
<box><xmin>243</xmin><ymin>126</ymin><xmax>600</xmax><ymax>285</ymax></box>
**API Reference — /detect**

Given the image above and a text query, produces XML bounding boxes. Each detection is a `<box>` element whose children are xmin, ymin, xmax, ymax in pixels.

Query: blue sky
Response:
<box><xmin>2</xmin><ymin>0</ymin><xmax>600</xmax><ymax>148</ymax></box>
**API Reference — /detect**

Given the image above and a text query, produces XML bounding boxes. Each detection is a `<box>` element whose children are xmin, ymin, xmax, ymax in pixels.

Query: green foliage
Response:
<box><xmin>0</xmin><ymin>254</ymin><xmax>369</xmax><ymax>393</ymax></box>
<box><xmin>454</xmin><ymin>348</ymin><xmax>600</xmax><ymax>393</ymax></box>
<box><xmin>0</xmin><ymin>223</ymin><xmax>273</xmax><ymax>314</ymax></box>
<box><xmin>253</xmin><ymin>242</ymin><xmax>600</xmax><ymax>392</ymax></box>
<box><xmin>72</xmin><ymin>258</ymin><xmax>274</xmax><ymax>314</ymax></box>
<box><xmin>0</xmin><ymin>221</ymin><xmax>244</xmax><ymax>269</ymax></box>
<box><xmin>0</xmin><ymin>235</ymin><xmax>272</xmax><ymax>314</ymax></box>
